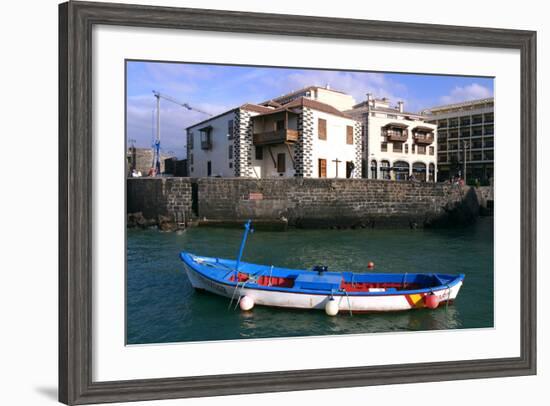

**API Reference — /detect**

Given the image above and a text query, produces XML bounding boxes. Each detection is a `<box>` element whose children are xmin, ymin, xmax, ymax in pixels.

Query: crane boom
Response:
<box><xmin>152</xmin><ymin>90</ymin><xmax>213</xmax><ymax>117</ymax></box>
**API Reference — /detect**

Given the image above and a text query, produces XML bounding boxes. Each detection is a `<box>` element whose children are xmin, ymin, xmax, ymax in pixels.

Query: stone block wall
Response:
<box><xmin>127</xmin><ymin>177</ymin><xmax>492</xmax><ymax>229</ymax></box>
<box><xmin>127</xmin><ymin>177</ymin><xmax>193</xmax><ymax>221</ymax></box>
<box><xmin>196</xmin><ymin>178</ymin><xmax>486</xmax><ymax>228</ymax></box>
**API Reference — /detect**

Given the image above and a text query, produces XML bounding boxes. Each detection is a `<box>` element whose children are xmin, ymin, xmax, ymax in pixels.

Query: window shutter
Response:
<box><xmin>318</xmin><ymin>118</ymin><xmax>327</xmax><ymax>140</ymax></box>
<box><xmin>346</xmin><ymin>126</ymin><xmax>353</xmax><ymax>144</ymax></box>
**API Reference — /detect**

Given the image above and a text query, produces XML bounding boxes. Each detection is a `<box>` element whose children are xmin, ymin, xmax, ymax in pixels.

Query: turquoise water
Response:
<box><xmin>126</xmin><ymin>218</ymin><xmax>493</xmax><ymax>344</ymax></box>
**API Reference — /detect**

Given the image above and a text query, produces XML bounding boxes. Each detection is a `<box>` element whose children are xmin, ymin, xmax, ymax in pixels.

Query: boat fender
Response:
<box><xmin>239</xmin><ymin>296</ymin><xmax>254</xmax><ymax>311</ymax></box>
<box><xmin>367</xmin><ymin>261</ymin><xmax>375</xmax><ymax>269</ymax></box>
<box><xmin>325</xmin><ymin>298</ymin><xmax>339</xmax><ymax>316</ymax></box>
<box><xmin>425</xmin><ymin>292</ymin><xmax>439</xmax><ymax>309</ymax></box>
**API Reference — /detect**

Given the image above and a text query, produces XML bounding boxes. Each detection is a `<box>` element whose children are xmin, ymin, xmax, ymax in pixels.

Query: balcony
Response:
<box><xmin>386</xmin><ymin>131</ymin><xmax>408</xmax><ymax>142</ymax></box>
<box><xmin>382</xmin><ymin>123</ymin><xmax>408</xmax><ymax>142</ymax></box>
<box><xmin>412</xmin><ymin>126</ymin><xmax>434</xmax><ymax>145</ymax></box>
<box><xmin>253</xmin><ymin>129</ymin><xmax>299</xmax><ymax>146</ymax></box>
<box><xmin>199</xmin><ymin>125</ymin><xmax>213</xmax><ymax>150</ymax></box>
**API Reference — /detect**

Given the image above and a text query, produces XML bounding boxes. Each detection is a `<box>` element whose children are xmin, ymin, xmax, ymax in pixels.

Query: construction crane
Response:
<box><xmin>151</xmin><ymin>90</ymin><xmax>212</xmax><ymax>175</ymax></box>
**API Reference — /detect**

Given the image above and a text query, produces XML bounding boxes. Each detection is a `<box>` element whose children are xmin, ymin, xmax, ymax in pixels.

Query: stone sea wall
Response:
<box><xmin>127</xmin><ymin>177</ymin><xmax>493</xmax><ymax>229</ymax></box>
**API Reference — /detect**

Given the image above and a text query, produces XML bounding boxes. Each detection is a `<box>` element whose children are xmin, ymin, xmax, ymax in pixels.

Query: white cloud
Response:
<box><xmin>439</xmin><ymin>83</ymin><xmax>493</xmax><ymax>105</ymax></box>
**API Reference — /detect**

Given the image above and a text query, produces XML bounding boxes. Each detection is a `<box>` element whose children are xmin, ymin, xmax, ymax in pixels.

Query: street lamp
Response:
<box><xmin>462</xmin><ymin>140</ymin><xmax>470</xmax><ymax>184</ymax></box>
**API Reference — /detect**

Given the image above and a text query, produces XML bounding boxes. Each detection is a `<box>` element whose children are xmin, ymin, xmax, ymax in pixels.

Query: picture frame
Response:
<box><xmin>59</xmin><ymin>1</ymin><xmax>537</xmax><ymax>404</ymax></box>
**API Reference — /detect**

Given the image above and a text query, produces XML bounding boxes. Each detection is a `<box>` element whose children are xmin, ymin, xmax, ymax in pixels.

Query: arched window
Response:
<box><xmin>413</xmin><ymin>162</ymin><xmax>427</xmax><ymax>182</ymax></box>
<box><xmin>370</xmin><ymin>160</ymin><xmax>377</xmax><ymax>179</ymax></box>
<box><xmin>393</xmin><ymin>161</ymin><xmax>409</xmax><ymax>181</ymax></box>
<box><xmin>380</xmin><ymin>160</ymin><xmax>390</xmax><ymax>180</ymax></box>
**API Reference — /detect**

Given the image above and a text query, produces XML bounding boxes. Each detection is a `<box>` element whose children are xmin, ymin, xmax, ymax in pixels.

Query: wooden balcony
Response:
<box><xmin>412</xmin><ymin>126</ymin><xmax>434</xmax><ymax>145</ymax></box>
<box><xmin>382</xmin><ymin>123</ymin><xmax>408</xmax><ymax>142</ymax></box>
<box><xmin>253</xmin><ymin>129</ymin><xmax>299</xmax><ymax>146</ymax></box>
<box><xmin>386</xmin><ymin>131</ymin><xmax>408</xmax><ymax>142</ymax></box>
<box><xmin>413</xmin><ymin>133</ymin><xmax>434</xmax><ymax>144</ymax></box>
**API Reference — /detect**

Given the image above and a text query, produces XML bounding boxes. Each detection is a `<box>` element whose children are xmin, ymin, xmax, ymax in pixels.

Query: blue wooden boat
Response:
<box><xmin>179</xmin><ymin>221</ymin><xmax>464</xmax><ymax>315</ymax></box>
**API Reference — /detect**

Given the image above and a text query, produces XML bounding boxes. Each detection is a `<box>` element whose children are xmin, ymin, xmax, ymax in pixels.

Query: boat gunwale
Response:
<box><xmin>179</xmin><ymin>252</ymin><xmax>464</xmax><ymax>297</ymax></box>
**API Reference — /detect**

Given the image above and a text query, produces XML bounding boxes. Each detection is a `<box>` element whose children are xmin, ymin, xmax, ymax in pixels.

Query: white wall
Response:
<box><xmin>310</xmin><ymin>111</ymin><xmax>358</xmax><ymax>178</ymax></box>
<box><xmin>1</xmin><ymin>1</ymin><xmax>547</xmax><ymax>406</ymax></box>
<box><xmin>314</xmin><ymin>87</ymin><xmax>357</xmax><ymax>111</ymax></box>
<box><xmin>187</xmin><ymin>111</ymin><xmax>235</xmax><ymax>177</ymax></box>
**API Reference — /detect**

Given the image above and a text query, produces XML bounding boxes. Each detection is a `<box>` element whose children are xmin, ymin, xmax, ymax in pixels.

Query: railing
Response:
<box><xmin>386</xmin><ymin>131</ymin><xmax>408</xmax><ymax>142</ymax></box>
<box><xmin>253</xmin><ymin>129</ymin><xmax>299</xmax><ymax>146</ymax></box>
<box><xmin>413</xmin><ymin>133</ymin><xmax>434</xmax><ymax>144</ymax></box>
<box><xmin>201</xmin><ymin>140</ymin><xmax>212</xmax><ymax>150</ymax></box>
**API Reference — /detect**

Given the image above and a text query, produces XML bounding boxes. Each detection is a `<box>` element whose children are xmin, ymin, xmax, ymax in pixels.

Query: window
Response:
<box><xmin>200</xmin><ymin>127</ymin><xmax>212</xmax><ymax>149</ymax></box>
<box><xmin>229</xmin><ymin>162</ymin><xmax>233</xmax><ymax>169</ymax></box>
<box><xmin>277</xmin><ymin>153</ymin><xmax>286</xmax><ymax>173</ymax></box>
<box><xmin>228</xmin><ymin>120</ymin><xmax>234</xmax><ymax>140</ymax></box>
<box><xmin>318</xmin><ymin>159</ymin><xmax>327</xmax><ymax>178</ymax></box>
<box><xmin>429</xmin><ymin>146</ymin><xmax>434</xmax><ymax>155</ymax></box>
<box><xmin>346</xmin><ymin>126</ymin><xmax>353</xmax><ymax>144</ymax></box>
<box><xmin>228</xmin><ymin>144</ymin><xmax>233</xmax><ymax>160</ymax></box>
<box><xmin>189</xmin><ymin>153</ymin><xmax>193</xmax><ymax>165</ymax></box>
<box><xmin>276</xmin><ymin>119</ymin><xmax>285</xmax><ymax>131</ymax></box>
<box><xmin>370</xmin><ymin>160</ymin><xmax>377</xmax><ymax>179</ymax></box>
<box><xmin>417</xmin><ymin>145</ymin><xmax>426</xmax><ymax>154</ymax></box>
<box><xmin>405</xmin><ymin>144</ymin><xmax>409</xmax><ymax>153</ymax></box>
<box><xmin>381</xmin><ymin>142</ymin><xmax>387</xmax><ymax>152</ymax></box>
<box><xmin>187</xmin><ymin>132</ymin><xmax>194</xmax><ymax>149</ymax></box>
<box><xmin>393</xmin><ymin>142</ymin><xmax>403</xmax><ymax>153</ymax></box>
<box><xmin>255</xmin><ymin>146</ymin><xmax>263</xmax><ymax>160</ymax></box>
<box><xmin>412</xmin><ymin>144</ymin><xmax>416</xmax><ymax>153</ymax></box>
<box><xmin>318</xmin><ymin>118</ymin><xmax>327</xmax><ymax>140</ymax></box>
<box><xmin>207</xmin><ymin>161</ymin><xmax>212</xmax><ymax>176</ymax></box>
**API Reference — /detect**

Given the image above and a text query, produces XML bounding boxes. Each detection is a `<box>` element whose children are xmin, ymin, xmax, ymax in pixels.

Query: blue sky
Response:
<box><xmin>126</xmin><ymin>61</ymin><xmax>494</xmax><ymax>158</ymax></box>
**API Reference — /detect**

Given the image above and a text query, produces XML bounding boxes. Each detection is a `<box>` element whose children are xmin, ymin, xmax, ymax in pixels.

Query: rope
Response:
<box><xmin>342</xmin><ymin>289</ymin><xmax>353</xmax><ymax>317</ymax></box>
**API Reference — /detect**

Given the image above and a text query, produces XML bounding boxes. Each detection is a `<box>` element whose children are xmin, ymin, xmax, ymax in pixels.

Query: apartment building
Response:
<box><xmin>422</xmin><ymin>98</ymin><xmax>494</xmax><ymax>183</ymax></box>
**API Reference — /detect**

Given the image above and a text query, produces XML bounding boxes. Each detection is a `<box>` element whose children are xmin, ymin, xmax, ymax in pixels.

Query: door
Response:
<box><xmin>346</xmin><ymin>161</ymin><xmax>355</xmax><ymax>178</ymax></box>
<box><xmin>277</xmin><ymin>153</ymin><xmax>286</xmax><ymax>173</ymax></box>
<box><xmin>318</xmin><ymin>158</ymin><xmax>327</xmax><ymax>178</ymax></box>
<box><xmin>207</xmin><ymin>161</ymin><xmax>212</xmax><ymax>176</ymax></box>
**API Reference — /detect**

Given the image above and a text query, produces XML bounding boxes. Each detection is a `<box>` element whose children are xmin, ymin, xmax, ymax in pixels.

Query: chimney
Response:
<box><xmin>397</xmin><ymin>101</ymin><xmax>404</xmax><ymax>113</ymax></box>
<box><xmin>366</xmin><ymin>93</ymin><xmax>373</xmax><ymax>107</ymax></box>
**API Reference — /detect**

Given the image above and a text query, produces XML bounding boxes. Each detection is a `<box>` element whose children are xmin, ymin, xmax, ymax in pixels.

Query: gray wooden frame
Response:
<box><xmin>59</xmin><ymin>1</ymin><xmax>537</xmax><ymax>404</ymax></box>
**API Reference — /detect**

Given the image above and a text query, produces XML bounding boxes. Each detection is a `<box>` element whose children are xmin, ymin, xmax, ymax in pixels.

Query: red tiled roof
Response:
<box><xmin>240</xmin><ymin>103</ymin><xmax>274</xmax><ymax>114</ymax></box>
<box><xmin>253</xmin><ymin>97</ymin><xmax>354</xmax><ymax>119</ymax></box>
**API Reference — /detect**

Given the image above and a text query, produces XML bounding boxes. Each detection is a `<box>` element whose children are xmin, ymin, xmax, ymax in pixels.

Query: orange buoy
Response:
<box><xmin>425</xmin><ymin>293</ymin><xmax>439</xmax><ymax>309</ymax></box>
<box><xmin>367</xmin><ymin>261</ymin><xmax>375</xmax><ymax>269</ymax></box>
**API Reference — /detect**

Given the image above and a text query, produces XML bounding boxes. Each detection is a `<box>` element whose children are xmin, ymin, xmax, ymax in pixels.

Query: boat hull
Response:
<box><xmin>182</xmin><ymin>259</ymin><xmax>463</xmax><ymax>312</ymax></box>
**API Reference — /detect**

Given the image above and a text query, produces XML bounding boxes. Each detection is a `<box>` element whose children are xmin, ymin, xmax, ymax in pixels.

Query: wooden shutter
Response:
<box><xmin>318</xmin><ymin>118</ymin><xmax>327</xmax><ymax>140</ymax></box>
<box><xmin>277</xmin><ymin>153</ymin><xmax>286</xmax><ymax>173</ymax></box>
<box><xmin>318</xmin><ymin>159</ymin><xmax>327</xmax><ymax>178</ymax></box>
<box><xmin>346</xmin><ymin>125</ymin><xmax>353</xmax><ymax>144</ymax></box>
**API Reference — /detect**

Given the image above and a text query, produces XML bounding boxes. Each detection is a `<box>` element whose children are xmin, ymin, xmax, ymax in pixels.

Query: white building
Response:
<box><xmin>348</xmin><ymin>95</ymin><xmax>438</xmax><ymax>182</ymax></box>
<box><xmin>186</xmin><ymin>86</ymin><xmax>362</xmax><ymax>178</ymax></box>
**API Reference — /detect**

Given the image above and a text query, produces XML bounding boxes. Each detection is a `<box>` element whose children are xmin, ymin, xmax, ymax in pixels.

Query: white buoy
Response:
<box><xmin>325</xmin><ymin>299</ymin><xmax>339</xmax><ymax>316</ymax></box>
<box><xmin>239</xmin><ymin>296</ymin><xmax>254</xmax><ymax>311</ymax></box>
